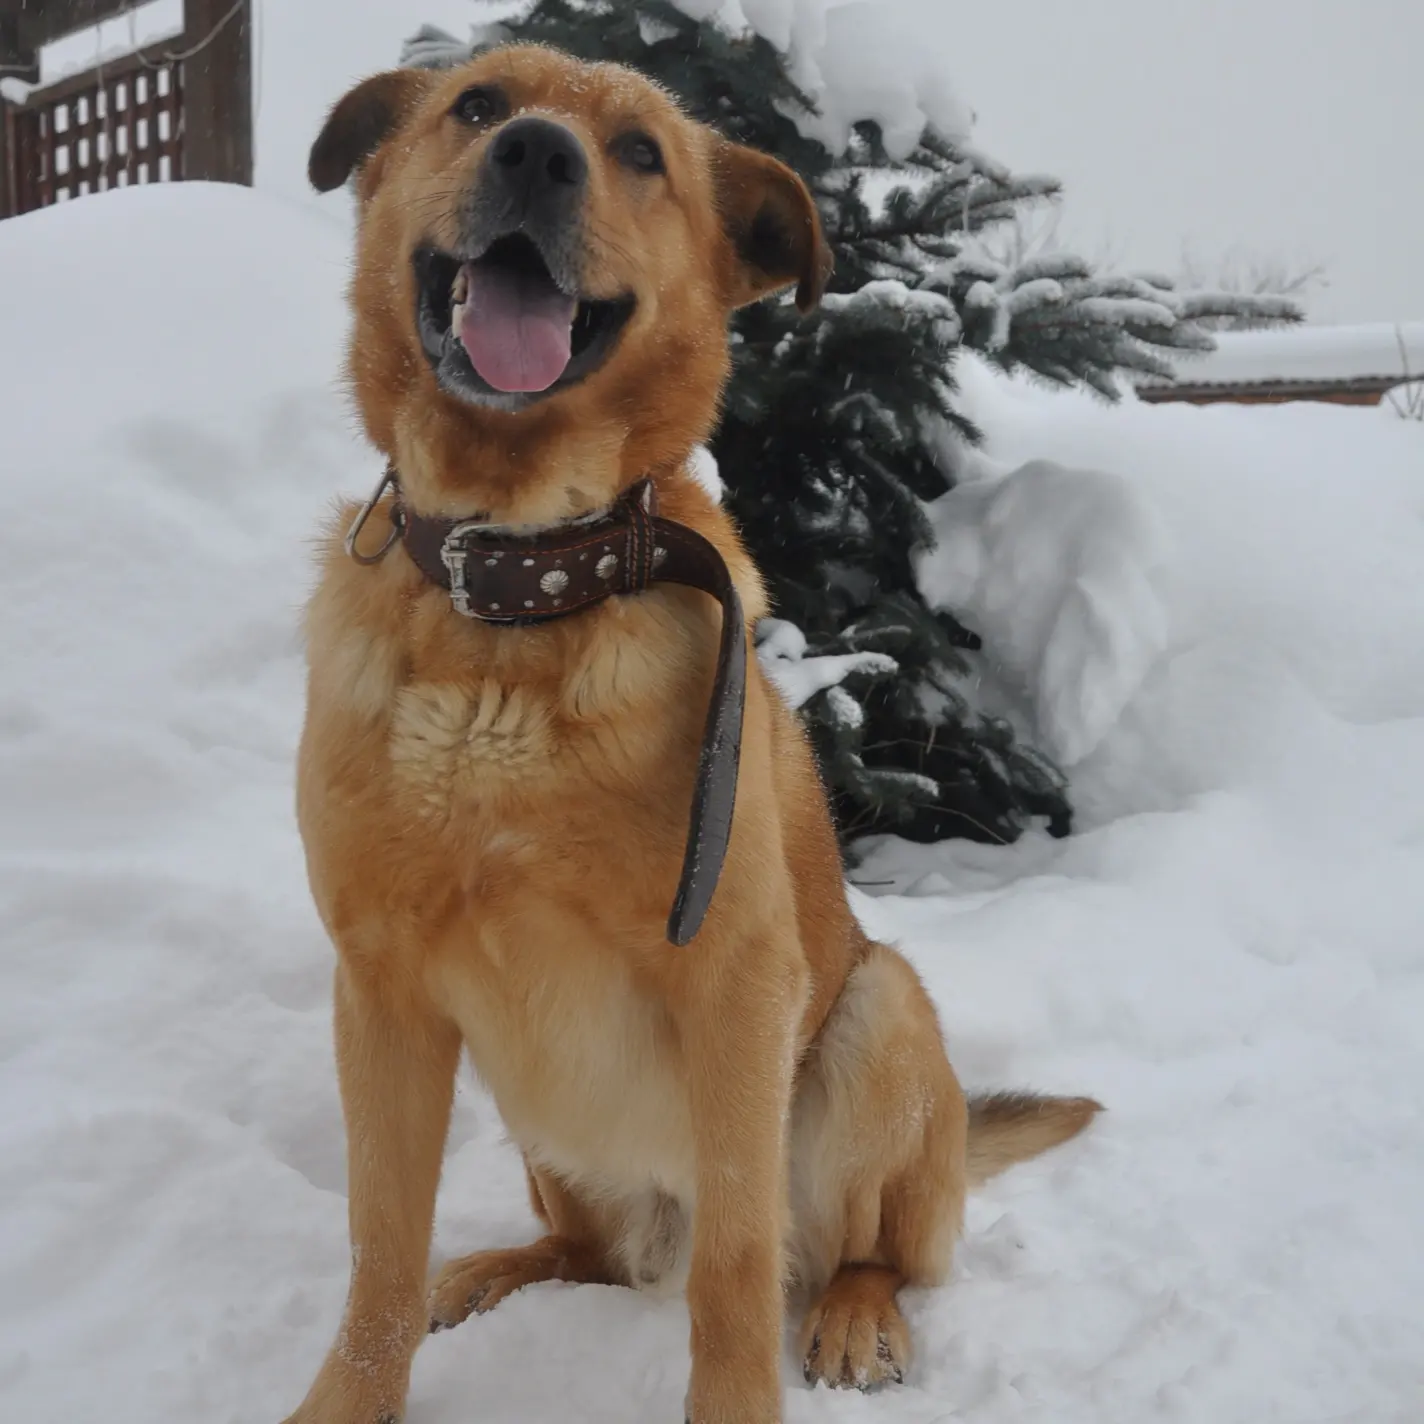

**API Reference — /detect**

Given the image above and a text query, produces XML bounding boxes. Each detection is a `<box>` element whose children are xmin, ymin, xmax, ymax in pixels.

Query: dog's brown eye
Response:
<box><xmin>617</xmin><ymin>133</ymin><xmax>665</xmax><ymax>175</ymax></box>
<box><xmin>452</xmin><ymin>86</ymin><xmax>503</xmax><ymax>126</ymax></box>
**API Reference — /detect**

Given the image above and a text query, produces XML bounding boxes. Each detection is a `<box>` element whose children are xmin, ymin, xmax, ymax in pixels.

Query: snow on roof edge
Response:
<box><xmin>1136</xmin><ymin>321</ymin><xmax>1424</xmax><ymax>389</ymax></box>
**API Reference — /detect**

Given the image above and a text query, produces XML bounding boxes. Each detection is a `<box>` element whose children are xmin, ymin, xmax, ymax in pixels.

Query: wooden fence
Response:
<box><xmin>0</xmin><ymin>0</ymin><xmax>251</xmax><ymax>219</ymax></box>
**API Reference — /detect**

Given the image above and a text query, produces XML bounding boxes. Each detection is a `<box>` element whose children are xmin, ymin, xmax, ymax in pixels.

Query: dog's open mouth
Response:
<box><xmin>415</xmin><ymin>235</ymin><xmax>634</xmax><ymax>404</ymax></box>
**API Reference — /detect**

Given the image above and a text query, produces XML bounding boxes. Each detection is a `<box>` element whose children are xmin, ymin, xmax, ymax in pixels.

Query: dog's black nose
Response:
<box><xmin>487</xmin><ymin>117</ymin><xmax>588</xmax><ymax>211</ymax></box>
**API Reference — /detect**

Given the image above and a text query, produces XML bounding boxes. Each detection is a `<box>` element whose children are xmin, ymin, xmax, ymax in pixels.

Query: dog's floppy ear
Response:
<box><xmin>308</xmin><ymin>70</ymin><xmax>433</xmax><ymax>194</ymax></box>
<box><xmin>714</xmin><ymin>140</ymin><xmax>833</xmax><ymax>313</ymax></box>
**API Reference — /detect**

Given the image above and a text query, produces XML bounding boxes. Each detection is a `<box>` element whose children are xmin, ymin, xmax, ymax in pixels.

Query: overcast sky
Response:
<box><xmin>262</xmin><ymin>0</ymin><xmax>1421</xmax><ymax>326</ymax></box>
<box><xmin>921</xmin><ymin>0</ymin><xmax>1422</xmax><ymax>324</ymax></box>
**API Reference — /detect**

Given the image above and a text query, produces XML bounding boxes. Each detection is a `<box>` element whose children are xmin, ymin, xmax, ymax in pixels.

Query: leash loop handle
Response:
<box><xmin>344</xmin><ymin>466</ymin><xmax>404</xmax><ymax>565</ymax></box>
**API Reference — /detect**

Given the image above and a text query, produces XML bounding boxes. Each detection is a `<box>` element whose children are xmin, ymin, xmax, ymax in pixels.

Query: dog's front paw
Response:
<box><xmin>281</xmin><ymin>1352</ymin><xmax>408</xmax><ymax>1424</ymax></box>
<box><xmin>683</xmin><ymin>1406</ymin><xmax>779</xmax><ymax>1424</ymax></box>
<box><xmin>683</xmin><ymin>1370</ymin><xmax>781</xmax><ymax>1424</ymax></box>
<box><xmin>283</xmin><ymin>1415</ymin><xmax>397</xmax><ymax>1424</ymax></box>
<box><xmin>283</xmin><ymin>1416</ymin><xmax>397</xmax><ymax>1424</ymax></box>
<box><xmin>683</xmin><ymin>1404</ymin><xmax>779</xmax><ymax>1424</ymax></box>
<box><xmin>283</xmin><ymin>1406</ymin><xmax>399</xmax><ymax>1424</ymax></box>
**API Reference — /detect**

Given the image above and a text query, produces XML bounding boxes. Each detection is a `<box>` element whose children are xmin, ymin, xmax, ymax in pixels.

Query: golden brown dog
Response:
<box><xmin>284</xmin><ymin>44</ymin><xmax>1098</xmax><ymax>1424</ymax></box>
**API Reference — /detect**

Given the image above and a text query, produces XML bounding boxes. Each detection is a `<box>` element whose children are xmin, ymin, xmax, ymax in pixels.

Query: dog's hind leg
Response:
<box><xmin>428</xmin><ymin>1161</ymin><xmax>626</xmax><ymax>1331</ymax></box>
<box><xmin>794</xmin><ymin>944</ymin><xmax>1101</xmax><ymax>1390</ymax></box>
<box><xmin>793</xmin><ymin>943</ymin><xmax>968</xmax><ymax>1391</ymax></box>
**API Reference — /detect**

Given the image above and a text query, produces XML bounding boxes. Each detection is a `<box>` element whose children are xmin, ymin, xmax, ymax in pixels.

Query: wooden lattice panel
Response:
<box><xmin>9</xmin><ymin>55</ymin><xmax>184</xmax><ymax>213</ymax></box>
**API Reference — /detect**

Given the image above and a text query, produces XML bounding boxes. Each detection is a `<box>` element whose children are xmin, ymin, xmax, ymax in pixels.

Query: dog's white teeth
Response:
<box><xmin>450</xmin><ymin>269</ymin><xmax>469</xmax><ymax>335</ymax></box>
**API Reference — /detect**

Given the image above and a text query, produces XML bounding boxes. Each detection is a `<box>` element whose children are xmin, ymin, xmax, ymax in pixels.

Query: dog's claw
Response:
<box><xmin>803</xmin><ymin>1330</ymin><xmax>822</xmax><ymax>1383</ymax></box>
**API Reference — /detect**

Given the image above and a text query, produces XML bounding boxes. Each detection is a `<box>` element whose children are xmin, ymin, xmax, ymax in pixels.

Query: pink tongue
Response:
<box><xmin>458</xmin><ymin>261</ymin><xmax>577</xmax><ymax>393</ymax></box>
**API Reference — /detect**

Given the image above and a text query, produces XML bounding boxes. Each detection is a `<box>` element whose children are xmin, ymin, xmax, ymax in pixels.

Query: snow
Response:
<box><xmin>822</xmin><ymin>280</ymin><xmax>961</xmax><ymax>331</ymax></box>
<box><xmin>917</xmin><ymin>453</ymin><xmax>1170</xmax><ymax>768</ymax></box>
<box><xmin>686</xmin><ymin>442</ymin><xmax>725</xmax><ymax>503</ymax></box>
<box><xmin>678</xmin><ymin>1</ymin><xmax>969</xmax><ymax>157</ymax></box>
<box><xmin>1138</xmin><ymin>321</ymin><xmax>1424</xmax><ymax>391</ymax></box>
<box><xmin>35</xmin><ymin>0</ymin><xmax>183</xmax><ymax>86</ymax></box>
<box><xmin>756</xmin><ymin>619</ymin><xmax>898</xmax><ymax>711</ymax></box>
<box><xmin>3</xmin><ymin>183</ymin><xmax>1424</xmax><ymax>1422</ymax></box>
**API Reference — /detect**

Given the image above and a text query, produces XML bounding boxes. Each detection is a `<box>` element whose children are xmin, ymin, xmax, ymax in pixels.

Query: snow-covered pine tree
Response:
<box><xmin>402</xmin><ymin>2</ymin><xmax>1298</xmax><ymax>848</ymax></box>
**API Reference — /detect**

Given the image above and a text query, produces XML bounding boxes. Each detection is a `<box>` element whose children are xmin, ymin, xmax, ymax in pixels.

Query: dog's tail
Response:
<box><xmin>966</xmin><ymin>1091</ymin><xmax>1102</xmax><ymax>1187</ymax></box>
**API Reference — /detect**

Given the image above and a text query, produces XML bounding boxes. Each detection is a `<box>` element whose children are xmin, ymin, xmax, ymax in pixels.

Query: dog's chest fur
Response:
<box><xmin>437</xmin><ymin>914</ymin><xmax>699</xmax><ymax>1205</ymax></box>
<box><xmin>388</xmin><ymin>679</ymin><xmax>556</xmax><ymax>814</ymax></box>
<box><xmin>307</xmin><ymin>582</ymin><xmax>716</xmax><ymax>1201</ymax></box>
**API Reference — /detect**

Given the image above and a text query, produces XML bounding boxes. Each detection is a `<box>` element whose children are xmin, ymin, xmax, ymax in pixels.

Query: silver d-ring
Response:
<box><xmin>344</xmin><ymin>467</ymin><xmax>402</xmax><ymax>565</ymax></box>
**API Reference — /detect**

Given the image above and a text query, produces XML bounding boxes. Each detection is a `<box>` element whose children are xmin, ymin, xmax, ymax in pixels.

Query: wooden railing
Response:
<box><xmin>0</xmin><ymin>0</ymin><xmax>251</xmax><ymax>220</ymax></box>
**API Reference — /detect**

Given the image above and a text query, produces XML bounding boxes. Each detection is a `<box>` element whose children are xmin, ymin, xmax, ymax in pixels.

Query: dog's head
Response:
<box><xmin>311</xmin><ymin>46</ymin><xmax>831</xmax><ymax>511</ymax></box>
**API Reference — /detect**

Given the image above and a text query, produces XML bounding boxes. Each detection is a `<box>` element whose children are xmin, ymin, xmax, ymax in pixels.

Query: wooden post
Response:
<box><xmin>180</xmin><ymin>0</ymin><xmax>252</xmax><ymax>186</ymax></box>
<box><xmin>0</xmin><ymin>9</ymin><xmax>38</xmax><ymax>219</ymax></box>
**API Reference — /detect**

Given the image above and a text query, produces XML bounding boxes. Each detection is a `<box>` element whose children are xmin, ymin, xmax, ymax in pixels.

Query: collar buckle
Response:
<box><xmin>438</xmin><ymin>519</ymin><xmax>514</xmax><ymax>621</ymax></box>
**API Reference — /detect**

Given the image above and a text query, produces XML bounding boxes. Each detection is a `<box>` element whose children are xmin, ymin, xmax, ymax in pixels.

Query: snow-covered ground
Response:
<box><xmin>2</xmin><ymin>184</ymin><xmax>1423</xmax><ymax>1423</ymax></box>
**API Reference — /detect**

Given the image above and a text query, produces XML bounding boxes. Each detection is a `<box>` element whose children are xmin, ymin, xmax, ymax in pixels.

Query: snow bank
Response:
<box><xmin>2</xmin><ymin>185</ymin><xmax>1423</xmax><ymax>1423</ymax></box>
<box><xmin>0</xmin><ymin>184</ymin><xmax>375</xmax><ymax>1421</ymax></box>
<box><xmin>929</xmin><ymin>355</ymin><xmax>1424</xmax><ymax>787</ymax></box>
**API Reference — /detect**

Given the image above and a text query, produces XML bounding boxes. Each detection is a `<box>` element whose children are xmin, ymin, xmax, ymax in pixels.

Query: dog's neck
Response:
<box><xmin>385</xmin><ymin>401</ymin><xmax>700</xmax><ymax>527</ymax></box>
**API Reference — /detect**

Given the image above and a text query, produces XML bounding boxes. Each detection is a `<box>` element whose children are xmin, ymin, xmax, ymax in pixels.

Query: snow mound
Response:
<box><xmin>2</xmin><ymin>185</ymin><xmax>1423</xmax><ymax>1424</ymax></box>
<box><xmin>918</xmin><ymin>456</ymin><xmax>1170</xmax><ymax>766</ymax></box>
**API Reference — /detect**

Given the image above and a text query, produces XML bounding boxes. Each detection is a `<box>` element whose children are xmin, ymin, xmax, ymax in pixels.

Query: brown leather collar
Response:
<box><xmin>345</xmin><ymin>470</ymin><xmax>746</xmax><ymax>947</ymax></box>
